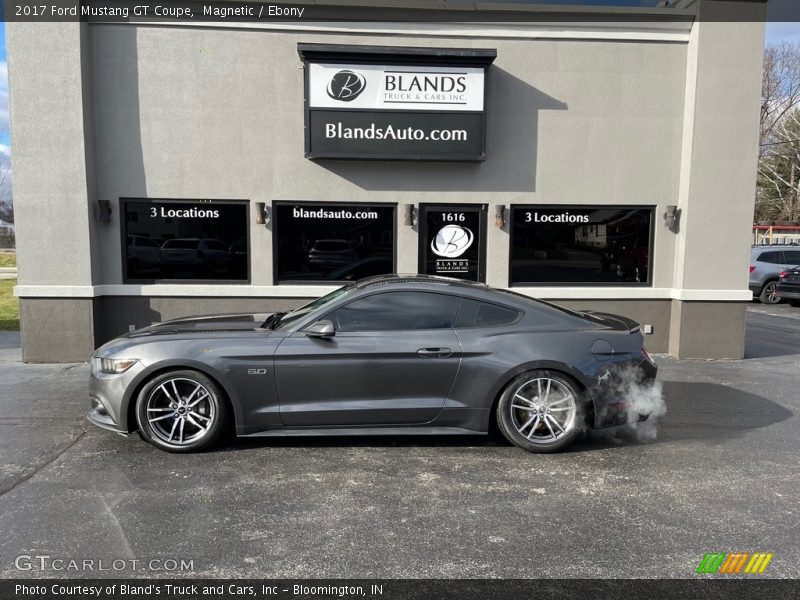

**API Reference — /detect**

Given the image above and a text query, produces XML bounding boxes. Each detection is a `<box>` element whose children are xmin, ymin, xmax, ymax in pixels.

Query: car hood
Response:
<box><xmin>124</xmin><ymin>313</ymin><xmax>273</xmax><ymax>337</ymax></box>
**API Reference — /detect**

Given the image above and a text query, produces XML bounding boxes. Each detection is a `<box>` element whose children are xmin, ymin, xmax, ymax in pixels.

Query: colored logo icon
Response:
<box><xmin>432</xmin><ymin>225</ymin><xmax>474</xmax><ymax>258</ymax></box>
<box><xmin>327</xmin><ymin>70</ymin><xmax>366</xmax><ymax>101</ymax></box>
<box><xmin>696</xmin><ymin>552</ymin><xmax>773</xmax><ymax>574</ymax></box>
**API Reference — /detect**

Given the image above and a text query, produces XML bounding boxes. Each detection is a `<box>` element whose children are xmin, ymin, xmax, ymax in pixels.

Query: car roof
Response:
<box><xmin>355</xmin><ymin>274</ymin><xmax>488</xmax><ymax>291</ymax></box>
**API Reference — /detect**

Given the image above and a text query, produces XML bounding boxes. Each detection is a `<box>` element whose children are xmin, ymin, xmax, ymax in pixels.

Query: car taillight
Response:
<box><xmin>749</xmin><ymin>266</ymin><xmax>756</xmax><ymax>273</ymax></box>
<box><xmin>779</xmin><ymin>271</ymin><xmax>788</xmax><ymax>279</ymax></box>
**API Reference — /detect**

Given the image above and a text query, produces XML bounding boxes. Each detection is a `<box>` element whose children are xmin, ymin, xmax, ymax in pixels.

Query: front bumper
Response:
<box><xmin>592</xmin><ymin>359</ymin><xmax>659</xmax><ymax>429</ymax></box>
<box><xmin>87</xmin><ymin>361</ymin><xmax>146</xmax><ymax>434</ymax></box>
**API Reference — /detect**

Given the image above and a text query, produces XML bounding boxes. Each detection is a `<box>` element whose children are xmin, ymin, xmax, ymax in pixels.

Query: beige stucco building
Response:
<box><xmin>7</xmin><ymin>0</ymin><xmax>766</xmax><ymax>361</ymax></box>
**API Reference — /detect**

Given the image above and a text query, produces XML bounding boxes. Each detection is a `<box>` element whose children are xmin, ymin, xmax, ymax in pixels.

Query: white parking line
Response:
<box><xmin>747</xmin><ymin>307</ymin><xmax>800</xmax><ymax>320</ymax></box>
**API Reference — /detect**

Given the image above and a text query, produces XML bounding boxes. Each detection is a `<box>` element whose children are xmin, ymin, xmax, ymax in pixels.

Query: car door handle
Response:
<box><xmin>417</xmin><ymin>348</ymin><xmax>452</xmax><ymax>358</ymax></box>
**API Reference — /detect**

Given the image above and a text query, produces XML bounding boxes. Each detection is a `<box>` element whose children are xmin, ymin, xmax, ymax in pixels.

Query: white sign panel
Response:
<box><xmin>309</xmin><ymin>63</ymin><xmax>485</xmax><ymax>112</ymax></box>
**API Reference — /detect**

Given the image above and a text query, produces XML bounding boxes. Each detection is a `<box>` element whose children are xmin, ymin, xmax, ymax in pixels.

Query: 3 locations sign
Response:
<box><xmin>299</xmin><ymin>44</ymin><xmax>496</xmax><ymax>161</ymax></box>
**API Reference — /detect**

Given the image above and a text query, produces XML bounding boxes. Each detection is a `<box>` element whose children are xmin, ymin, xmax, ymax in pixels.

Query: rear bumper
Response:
<box><xmin>592</xmin><ymin>359</ymin><xmax>659</xmax><ymax>429</ymax></box>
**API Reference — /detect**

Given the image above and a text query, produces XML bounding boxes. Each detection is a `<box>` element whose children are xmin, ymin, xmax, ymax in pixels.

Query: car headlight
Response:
<box><xmin>92</xmin><ymin>357</ymin><xmax>138</xmax><ymax>374</ymax></box>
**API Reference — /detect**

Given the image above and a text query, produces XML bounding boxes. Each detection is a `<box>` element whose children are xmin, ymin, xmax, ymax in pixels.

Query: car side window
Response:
<box><xmin>328</xmin><ymin>291</ymin><xmax>462</xmax><ymax>332</ymax></box>
<box><xmin>758</xmin><ymin>251</ymin><xmax>782</xmax><ymax>264</ymax></box>
<box><xmin>454</xmin><ymin>299</ymin><xmax>520</xmax><ymax>328</ymax></box>
<box><xmin>783</xmin><ymin>250</ymin><xmax>800</xmax><ymax>265</ymax></box>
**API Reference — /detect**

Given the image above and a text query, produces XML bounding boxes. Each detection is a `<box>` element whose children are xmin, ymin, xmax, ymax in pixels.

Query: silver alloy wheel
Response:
<box><xmin>765</xmin><ymin>281</ymin><xmax>780</xmax><ymax>304</ymax></box>
<box><xmin>145</xmin><ymin>378</ymin><xmax>216</xmax><ymax>446</ymax></box>
<box><xmin>509</xmin><ymin>377</ymin><xmax>577</xmax><ymax>444</ymax></box>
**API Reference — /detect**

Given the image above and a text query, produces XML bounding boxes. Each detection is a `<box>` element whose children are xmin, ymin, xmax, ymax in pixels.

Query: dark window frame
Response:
<box><xmin>319</xmin><ymin>290</ymin><xmax>464</xmax><ymax>333</ymax></box>
<box><xmin>272</xmin><ymin>200</ymin><xmax>398</xmax><ymax>286</ymax></box>
<box><xmin>120</xmin><ymin>197</ymin><xmax>251</xmax><ymax>285</ymax></box>
<box><xmin>508</xmin><ymin>204</ymin><xmax>656</xmax><ymax>288</ymax></box>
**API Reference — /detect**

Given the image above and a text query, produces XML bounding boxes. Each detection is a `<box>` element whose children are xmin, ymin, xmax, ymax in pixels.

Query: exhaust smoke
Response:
<box><xmin>596</xmin><ymin>364</ymin><xmax>666</xmax><ymax>442</ymax></box>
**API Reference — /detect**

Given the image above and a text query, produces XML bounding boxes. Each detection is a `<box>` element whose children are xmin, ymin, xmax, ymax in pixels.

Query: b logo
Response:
<box><xmin>327</xmin><ymin>70</ymin><xmax>366</xmax><ymax>101</ymax></box>
<box><xmin>431</xmin><ymin>225</ymin><xmax>474</xmax><ymax>258</ymax></box>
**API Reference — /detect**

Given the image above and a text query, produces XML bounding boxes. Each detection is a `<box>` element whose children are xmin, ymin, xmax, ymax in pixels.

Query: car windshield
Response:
<box><xmin>273</xmin><ymin>284</ymin><xmax>356</xmax><ymax>330</ymax></box>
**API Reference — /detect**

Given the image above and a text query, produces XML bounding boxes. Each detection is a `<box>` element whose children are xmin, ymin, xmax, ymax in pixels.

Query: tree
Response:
<box><xmin>0</xmin><ymin>131</ymin><xmax>13</xmax><ymax>247</ymax></box>
<box><xmin>757</xmin><ymin>108</ymin><xmax>800</xmax><ymax>222</ymax></box>
<box><xmin>756</xmin><ymin>42</ymin><xmax>800</xmax><ymax>223</ymax></box>
<box><xmin>0</xmin><ymin>199</ymin><xmax>12</xmax><ymax>225</ymax></box>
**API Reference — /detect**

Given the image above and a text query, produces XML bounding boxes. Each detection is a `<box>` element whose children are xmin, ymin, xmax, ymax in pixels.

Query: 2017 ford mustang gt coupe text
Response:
<box><xmin>88</xmin><ymin>275</ymin><xmax>658</xmax><ymax>453</ymax></box>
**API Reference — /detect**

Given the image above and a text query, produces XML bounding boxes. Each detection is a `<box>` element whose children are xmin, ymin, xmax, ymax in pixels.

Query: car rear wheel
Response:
<box><xmin>759</xmin><ymin>280</ymin><xmax>781</xmax><ymax>304</ymax></box>
<box><xmin>135</xmin><ymin>370</ymin><xmax>228</xmax><ymax>453</ymax></box>
<box><xmin>497</xmin><ymin>370</ymin><xmax>584</xmax><ymax>453</ymax></box>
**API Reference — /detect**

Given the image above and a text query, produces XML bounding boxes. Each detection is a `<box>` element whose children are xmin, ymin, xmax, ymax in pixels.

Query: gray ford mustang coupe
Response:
<box><xmin>88</xmin><ymin>275</ymin><xmax>658</xmax><ymax>453</ymax></box>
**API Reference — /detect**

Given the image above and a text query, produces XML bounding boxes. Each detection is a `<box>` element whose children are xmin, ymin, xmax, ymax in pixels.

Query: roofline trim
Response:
<box><xmin>88</xmin><ymin>20</ymin><xmax>693</xmax><ymax>44</ymax></box>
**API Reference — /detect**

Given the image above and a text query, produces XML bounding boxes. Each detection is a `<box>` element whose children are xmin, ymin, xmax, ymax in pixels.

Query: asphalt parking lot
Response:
<box><xmin>0</xmin><ymin>305</ymin><xmax>798</xmax><ymax>579</ymax></box>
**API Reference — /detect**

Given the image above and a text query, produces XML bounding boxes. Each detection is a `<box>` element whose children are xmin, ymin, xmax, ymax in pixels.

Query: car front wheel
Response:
<box><xmin>135</xmin><ymin>370</ymin><xmax>228</xmax><ymax>453</ymax></box>
<box><xmin>497</xmin><ymin>370</ymin><xmax>584</xmax><ymax>453</ymax></box>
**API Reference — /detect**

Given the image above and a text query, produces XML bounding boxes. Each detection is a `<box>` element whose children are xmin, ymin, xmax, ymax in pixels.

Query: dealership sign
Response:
<box><xmin>299</xmin><ymin>44</ymin><xmax>496</xmax><ymax>161</ymax></box>
<box><xmin>309</xmin><ymin>63</ymin><xmax>485</xmax><ymax>111</ymax></box>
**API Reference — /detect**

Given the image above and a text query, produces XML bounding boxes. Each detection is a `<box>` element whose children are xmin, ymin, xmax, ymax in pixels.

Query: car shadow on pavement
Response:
<box><xmin>220</xmin><ymin>434</ymin><xmax>507</xmax><ymax>452</ymax></box>
<box><xmin>216</xmin><ymin>381</ymin><xmax>793</xmax><ymax>454</ymax></box>
<box><xmin>571</xmin><ymin>380</ymin><xmax>793</xmax><ymax>451</ymax></box>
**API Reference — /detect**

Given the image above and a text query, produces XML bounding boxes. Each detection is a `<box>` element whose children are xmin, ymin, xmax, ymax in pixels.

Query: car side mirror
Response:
<box><xmin>305</xmin><ymin>319</ymin><xmax>335</xmax><ymax>339</ymax></box>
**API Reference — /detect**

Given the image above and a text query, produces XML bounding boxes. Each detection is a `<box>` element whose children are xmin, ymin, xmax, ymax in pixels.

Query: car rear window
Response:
<box><xmin>455</xmin><ymin>299</ymin><xmax>520</xmax><ymax>328</ymax></box>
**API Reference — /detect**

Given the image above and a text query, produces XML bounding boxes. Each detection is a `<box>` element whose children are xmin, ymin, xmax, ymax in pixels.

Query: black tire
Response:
<box><xmin>135</xmin><ymin>370</ymin><xmax>228</xmax><ymax>453</ymax></box>
<box><xmin>496</xmin><ymin>370</ymin><xmax>585</xmax><ymax>453</ymax></box>
<box><xmin>759</xmin><ymin>280</ymin><xmax>781</xmax><ymax>304</ymax></box>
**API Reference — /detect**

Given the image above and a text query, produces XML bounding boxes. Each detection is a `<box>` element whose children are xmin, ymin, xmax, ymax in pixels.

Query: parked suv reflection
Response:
<box><xmin>307</xmin><ymin>239</ymin><xmax>358</xmax><ymax>271</ymax></box>
<box><xmin>160</xmin><ymin>238</ymin><xmax>230</xmax><ymax>277</ymax></box>
<box><xmin>126</xmin><ymin>235</ymin><xmax>161</xmax><ymax>277</ymax></box>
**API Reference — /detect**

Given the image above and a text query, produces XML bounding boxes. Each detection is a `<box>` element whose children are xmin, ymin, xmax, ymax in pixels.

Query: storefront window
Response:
<box><xmin>509</xmin><ymin>206</ymin><xmax>653</xmax><ymax>286</ymax></box>
<box><xmin>274</xmin><ymin>202</ymin><xmax>396</xmax><ymax>283</ymax></box>
<box><xmin>122</xmin><ymin>199</ymin><xmax>249</xmax><ymax>282</ymax></box>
